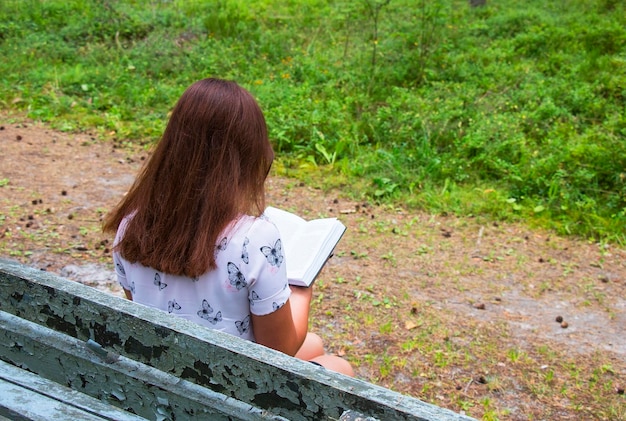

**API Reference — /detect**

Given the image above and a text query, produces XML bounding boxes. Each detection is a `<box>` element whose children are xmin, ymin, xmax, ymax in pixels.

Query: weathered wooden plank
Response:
<box><xmin>0</xmin><ymin>311</ymin><xmax>288</xmax><ymax>421</ymax></box>
<box><xmin>0</xmin><ymin>380</ymin><xmax>114</xmax><ymax>421</ymax></box>
<box><xmin>0</xmin><ymin>360</ymin><xmax>148</xmax><ymax>421</ymax></box>
<box><xmin>0</xmin><ymin>259</ymin><xmax>475</xmax><ymax>421</ymax></box>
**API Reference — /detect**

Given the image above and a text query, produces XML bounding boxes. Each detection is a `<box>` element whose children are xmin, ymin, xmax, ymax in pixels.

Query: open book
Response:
<box><xmin>263</xmin><ymin>206</ymin><xmax>346</xmax><ymax>287</ymax></box>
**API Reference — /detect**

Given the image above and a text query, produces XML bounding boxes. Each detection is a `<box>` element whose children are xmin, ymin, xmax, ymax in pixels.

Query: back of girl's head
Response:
<box><xmin>104</xmin><ymin>78</ymin><xmax>274</xmax><ymax>276</ymax></box>
<box><xmin>160</xmin><ymin>78</ymin><xmax>272</xmax><ymax>211</ymax></box>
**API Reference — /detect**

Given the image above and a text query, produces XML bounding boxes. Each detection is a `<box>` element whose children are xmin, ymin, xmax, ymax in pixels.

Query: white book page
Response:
<box><xmin>284</xmin><ymin>219</ymin><xmax>337</xmax><ymax>281</ymax></box>
<box><xmin>263</xmin><ymin>207</ymin><xmax>306</xmax><ymax>236</ymax></box>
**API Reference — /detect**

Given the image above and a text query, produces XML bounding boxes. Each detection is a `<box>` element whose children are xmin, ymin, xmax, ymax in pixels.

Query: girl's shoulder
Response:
<box><xmin>229</xmin><ymin>214</ymin><xmax>279</xmax><ymax>241</ymax></box>
<box><xmin>214</xmin><ymin>214</ymin><xmax>282</xmax><ymax>270</ymax></box>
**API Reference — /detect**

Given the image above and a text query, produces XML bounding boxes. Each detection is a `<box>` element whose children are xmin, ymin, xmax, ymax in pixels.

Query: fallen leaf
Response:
<box><xmin>405</xmin><ymin>320</ymin><xmax>418</xmax><ymax>330</ymax></box>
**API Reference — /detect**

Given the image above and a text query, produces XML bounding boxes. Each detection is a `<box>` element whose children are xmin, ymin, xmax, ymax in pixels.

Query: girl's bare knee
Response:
<box><xmin>310</xmin><ymin>355</ymin><xmax>355</xmax><ymax>377</ymax></box>
<box><xmin>295</xmin><ymin>332</ymin><xmax>324</xmax><ymax>360</ymax></box>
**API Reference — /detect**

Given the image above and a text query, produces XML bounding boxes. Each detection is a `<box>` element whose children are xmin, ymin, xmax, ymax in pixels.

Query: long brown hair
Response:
<box><xmin>103</xmin><ymin>78</ymin><xmax>274</xmax><ymax>277</ymax></box>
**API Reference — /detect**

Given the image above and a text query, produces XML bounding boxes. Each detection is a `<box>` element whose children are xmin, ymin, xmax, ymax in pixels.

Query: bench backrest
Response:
<box><xmin>0</xmin><ymin>259</ymin><xmax>474</xmax><ymax>421</ymax></box>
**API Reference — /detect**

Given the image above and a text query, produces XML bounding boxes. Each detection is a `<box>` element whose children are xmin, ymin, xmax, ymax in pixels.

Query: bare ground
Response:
<box><xmin>1</xmin><ymin>116</ymin><xmax>624</xmax><ymax>420</ymax></box>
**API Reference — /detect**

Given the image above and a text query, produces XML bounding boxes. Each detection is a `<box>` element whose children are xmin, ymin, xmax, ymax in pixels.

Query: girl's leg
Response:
<box><xmin>295</xmin><ymin>332</ymin><xmax>324</xmax><ymax>360</ymax></box>
<box><xmin>310</xmin><ymin>355</ymin><xmax>355</xmax><ymax>377</ymax></box>
<box><xmin>295</xmin><ymin>332</ymin><xmax>354</xmax><ymax>377</ymax></box>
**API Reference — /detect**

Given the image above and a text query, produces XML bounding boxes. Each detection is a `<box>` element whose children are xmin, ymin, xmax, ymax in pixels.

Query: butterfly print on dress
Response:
<box><xmin>235</xmin><ymin>315</ymin><xmax>251</xmax><ymax>335</ymax></box>
<box><xmin>241</xmin><ymin>237</ymin><xmax>250</xmax><ymax>264</ymax></box>
<box><xmin>208</xmin><ymin>311</ymin><xmax>222</xmax><ymax>325</ymax></box>
<box><xmin>272</xmin><ymin>302</ymin><xmax>284</xmax><ymax>311</ymax></box>
<box><xmin>249</xmin><ymin>290</ymin><xmax>261</xmax><ymax>306</ymax></box>
<box><xmin>260</xmin><ymin>239</ymin><xmax>284</xmax><ymax>267</ymax></box>
<box><xmin>154</xmin><ymin>272</ymin><xmax>167</xmax><ymax>290</ymax></box>
<box><xmin>197</xmin><ymin>299</ymin><xmax>214</xmax><ymax>320</ymax></box>
<box><xmin>214</xmin><ymin>236</ymin><xmax>228</xmax><ymax>258</ymax></box>
<box><xmin>115</xmin><ymin>261</ymin><xmax>126</xmax><ymax>275</ymax></box>
<box><xmin>168</xmin><ymin>299</ymin><xmax>181</xmax><ymax>313</ymax></box>
<box><xmin>227</xmin><ymin>262</ymin><xmax>247</xmax><ymax>290</ymax></box>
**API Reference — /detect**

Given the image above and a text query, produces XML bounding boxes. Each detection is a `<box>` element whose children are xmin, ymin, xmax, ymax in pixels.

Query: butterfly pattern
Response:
<box><xmin>113</xmin><ymin>257</ymin><xmax>133</xmax><ymax>293</ymax></box>
<box><xmin>197</xmin><ymin>299</ymin><xmax>214</xmax><ymax>320</ymax></box>
<box><xmin>208</xmin><ymin>311</ymin><xmax>223</xmax><ymax>325</ymax></box>
<box><xmin>272</xmin><ymin>302</ymin><xmax>284</xmax><ymax>311</ymax></box>
<box><xmin>249</xmin><ymin>290</ymin><xmax>261</xmax><ymax>306</ymax></box>
<box><xmin>241</xmin><ymin>237</ymin><xmax>250</xmax><ymax>264</ymax></box>
<box><xmin>115</xmin><ymin>261</ymin><xmax>126</xmax><ymax>275</ymax></box>
<box><xmin>154</xmin><ymin>272</ymin><xmax>167</xmax><ymax>290</ymax></box>
<box><xmin>260</xmin><ymin>239</ymin><xmax>283</xmax><ymax>267</ymax></box>
<box><xmin>168</xmin><ymin>299</ymin><xmax>181</xmax><ymax>313</ymax></box>
<box><xmin>214</xmin><ymin>236</ymin><xmax>228</xmax><ymax>258</ymax></box>
<box><xmin>235</xmin><ymin>315</ymin><xmax>251</xmax><ymax>335</ymax></box>
<box><xmin>227</xmin><ymin>262</ymin><xmax>247</xmax><ymax>290</ymax></box>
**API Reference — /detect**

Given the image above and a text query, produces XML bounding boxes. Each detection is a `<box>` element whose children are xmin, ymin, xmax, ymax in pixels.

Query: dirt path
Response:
<box><xmin>1</xmin><ymin>116</ymin><xmax>625</xmax><ymax>420</ymax></box>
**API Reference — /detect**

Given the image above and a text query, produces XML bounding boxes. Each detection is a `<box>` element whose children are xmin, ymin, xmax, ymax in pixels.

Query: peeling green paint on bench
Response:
<box><xmin>0</xmin><ymin>360</ymin><xmax>148</xmax><ymax>421</ymax></box>
<box><xmin>0</xmin><ymin>259</ymin><xmax>475</xmax><ymax>421</ymax></box>
<box><xmin>0</xmin><ymin>311</ymin><xmax>285</xmax><ymax>420</ymax></box>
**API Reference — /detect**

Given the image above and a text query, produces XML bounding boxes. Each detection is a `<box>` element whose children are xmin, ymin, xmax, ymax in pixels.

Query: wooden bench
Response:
<box><xmin>0</xmin><ymin>259</ymin><xmax>475</xmax><ymax>421</ymax></box>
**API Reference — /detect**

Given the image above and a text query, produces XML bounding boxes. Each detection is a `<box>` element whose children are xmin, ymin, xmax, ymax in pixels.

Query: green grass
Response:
<box><xmin>1</xmin><ymin>0</ymin><xmax>625</xmax><ymax>242</ymax></box>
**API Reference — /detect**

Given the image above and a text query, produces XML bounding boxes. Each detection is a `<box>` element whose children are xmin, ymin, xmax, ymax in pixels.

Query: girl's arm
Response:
<box><xmin>286</xmin><ymin>285</ymin><xmax>313</xmax><ymax>342</ymax></box>
<box><xmin>251</xmin><ymin>285</ymin><xmax>312</xmax><ymax>356</ymax></box>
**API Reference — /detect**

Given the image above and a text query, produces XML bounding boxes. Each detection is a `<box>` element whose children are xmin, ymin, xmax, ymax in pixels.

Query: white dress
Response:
<box><xmin>113</xmin><ymin>214</ymin><xmax>291</xmax><ymax>342</ymax></box>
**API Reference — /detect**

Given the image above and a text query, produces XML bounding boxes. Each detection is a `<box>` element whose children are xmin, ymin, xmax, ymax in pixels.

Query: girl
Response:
<box><xmin>103</xmin><ymin>78</ymin><xmax>353</xmax><ymax>376</ymax></box>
